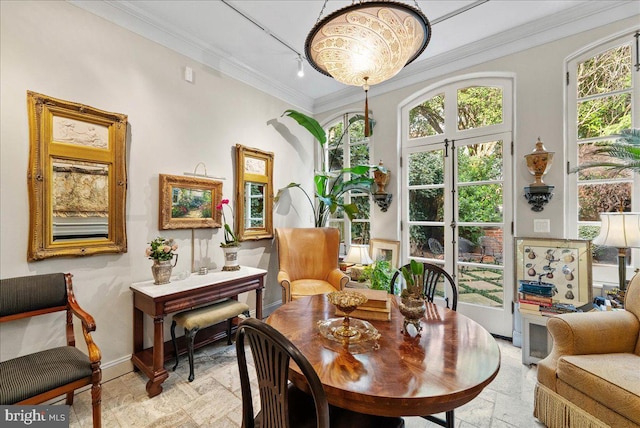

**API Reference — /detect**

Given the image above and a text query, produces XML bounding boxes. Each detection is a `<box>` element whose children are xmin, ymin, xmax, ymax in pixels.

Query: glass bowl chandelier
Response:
<box><xmin>305</xmin><ymin>0</ymin><xmax>431</xmax><ymax>134</ymax></box>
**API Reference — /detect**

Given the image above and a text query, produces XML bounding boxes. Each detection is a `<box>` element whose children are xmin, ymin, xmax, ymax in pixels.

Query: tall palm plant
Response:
<box><xmin>276</xmin><ymin>109</ymin><xmax>385</xmax><ymax>227</ymax></box>
<box><xmin>571</xmin><ymin>129</ymin><xmax>640</xmax><ymax>175</ymax></box>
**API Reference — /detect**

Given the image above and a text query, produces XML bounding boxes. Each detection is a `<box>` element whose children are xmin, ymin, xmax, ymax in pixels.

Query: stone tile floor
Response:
<box><xmin>66</xmin><ymin>337</ymin><xmax>546</xmax><ymax>427</ymax></box>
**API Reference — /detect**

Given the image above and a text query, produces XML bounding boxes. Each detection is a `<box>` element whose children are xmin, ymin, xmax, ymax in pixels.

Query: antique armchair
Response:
<box><xmin>0</xmin><ymin>273</ymin><xmax>102</xmax><ymax>427</ymax></box>
<box><xmin>535</xmin><ymin>272</ymin><xmax>640</xmax><ymax>427</ymax></box>
<box><xmin>275</xmin><ymin>227</ymin><xmax>349</xmax><ymax>303</ymax></box>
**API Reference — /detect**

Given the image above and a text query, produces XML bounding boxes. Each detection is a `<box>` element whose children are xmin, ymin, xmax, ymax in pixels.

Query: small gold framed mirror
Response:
<box><xmin>27</xmin><ymin>91</ymin><xmax>128</xmax><ymax>261</ymax></box>
<box><xmin>235</xmin><ymin>144</ymin><xmax>273</xmax><ymax>241</ymax></box>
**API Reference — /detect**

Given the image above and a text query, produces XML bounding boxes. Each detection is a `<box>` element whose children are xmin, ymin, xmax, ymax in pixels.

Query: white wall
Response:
<box><xmin>0</xmin><ymin>1</ymin><xmax>315</xmax><ymax>373</ymax></box>
<box><xmin>317</xmin><ymin>15</ymin><xmax>639</xmax><ymax>245</ymax></box>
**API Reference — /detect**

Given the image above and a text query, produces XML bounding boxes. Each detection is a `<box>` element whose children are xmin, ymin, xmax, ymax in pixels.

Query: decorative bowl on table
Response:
<box><xmin>326</xmin><ymin>290</ymin><xmax>368</xmax><ymax>339</ymax></box>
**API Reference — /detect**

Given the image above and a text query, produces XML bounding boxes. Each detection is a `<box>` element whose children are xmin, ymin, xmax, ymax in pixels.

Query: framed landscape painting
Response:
<box><xmin>159</xmin><ymin>174</ymin><xmax>223</xmax><ymax>229</ymax></box>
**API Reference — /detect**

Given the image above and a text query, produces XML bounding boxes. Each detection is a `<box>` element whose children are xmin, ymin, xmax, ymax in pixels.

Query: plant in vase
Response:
<box><xmin>216</xmin><ymin>198</ymin><xmax>241</xmax><ymax>271</ymax></box>
<box><xmin>146</xmin><ymin>236</ymin><xmax>178</xmax><ymax>285</ymax></box>
<box><xmin>398</xmin><ymin>260</ymin><xmax>426</xmax><ymax>334</ymax></box>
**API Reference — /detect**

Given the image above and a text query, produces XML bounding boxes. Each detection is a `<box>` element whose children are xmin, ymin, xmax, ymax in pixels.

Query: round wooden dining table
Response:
<box><xmin>266</xmin><ymin>294</ymin><xmax>501</xmax><ymax>418</ymax></box>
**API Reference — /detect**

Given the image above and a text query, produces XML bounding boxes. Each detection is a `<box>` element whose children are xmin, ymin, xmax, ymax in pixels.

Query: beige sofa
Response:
<box><xmin>535</xmin><ymin>272</ymin><xmax>640</xmax><ymax>428</ymax></box>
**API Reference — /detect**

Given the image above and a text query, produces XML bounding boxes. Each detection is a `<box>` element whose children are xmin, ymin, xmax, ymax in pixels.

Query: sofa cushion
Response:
<box><xmin>557</xmin><ymin>353</ymin><xmax>640</xmax><ymax>425</ymax></box>
<box><xmin>291</xmin><ymin>280</ymin><xmax>338</xmax><ymax>299</ymax></box>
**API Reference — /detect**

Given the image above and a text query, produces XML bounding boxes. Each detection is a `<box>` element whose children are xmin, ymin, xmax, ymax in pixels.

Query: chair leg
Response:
<box><xmin>91</xmin><ymin>382</ymin><xmax>102</xmax><ymax>428</ymax></box>
<box><xmin>226</xmin><ymin>318</ymin><xmax>233</xmax><ymax>346</ymax></box>
<box><xmin>185</xmin><ymin>327</ymin><xmax>199</xmax><ymax>382</ymax></box>
<box><xmin>423</xmin><ymin>409</ymin><xmax>454</xmax><ymax>428</ymax></box>
<box><xmin>170</xmin><ymin>320</ymin><xmax>179</xmax><ymax>371</ymax></box>
<box><xmin>65</xmin><ymin>391</ymin><xmax>74</xmax><ymax>405</ymax></box>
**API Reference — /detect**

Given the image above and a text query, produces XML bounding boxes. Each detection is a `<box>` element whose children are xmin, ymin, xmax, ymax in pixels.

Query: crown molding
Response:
<box><xmin>69</xmin><ymin>1</ymin><xmax>637</xmax><ymax>115</ymax></box>
<box><xmin>313</xmin><ymin>1</ymin><xmax>638</xmax><ymax>113</ymax></box>
<box><xmin>68</xmin><ymin>0</ymin><xmax>316</xmax><ymax>112</ymax></box>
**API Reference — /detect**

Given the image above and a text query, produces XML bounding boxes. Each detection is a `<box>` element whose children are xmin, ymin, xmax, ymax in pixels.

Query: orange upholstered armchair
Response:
<box><xmin>275</xmin><ymin>228</ymin><xmax>349</xmax><ymax>303</ymax></box>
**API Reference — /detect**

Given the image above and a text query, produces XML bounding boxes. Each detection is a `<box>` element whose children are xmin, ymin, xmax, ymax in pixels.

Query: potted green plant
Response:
<box><xmin>275</xmin><ymin>109</ymin><xmax>386</xmax><ymax>227</ymax></box>
<box><xmin>361</xmin><ymin>260</ymin><xmax>394</xmax><ymax>292</ymax></box>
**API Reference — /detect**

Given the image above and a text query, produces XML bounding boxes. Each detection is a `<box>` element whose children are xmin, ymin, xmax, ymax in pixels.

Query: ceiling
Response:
<box><xmin>70</xmin><ymin>0</ymin><xmax>637</xmax><ymax>113</ymax></box>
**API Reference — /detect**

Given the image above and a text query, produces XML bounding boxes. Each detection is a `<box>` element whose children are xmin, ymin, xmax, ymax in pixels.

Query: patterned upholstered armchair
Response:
<box><xmin>0</xmin><ymin>273</ymin><xmax>102</xmax><ymax>427</ymax></box>
<box><xmin>275</xmin><ymin>227</ymin><xmax>349</xmax><ymax>303</ymax></box>
<box><xmin>535</xmin><ymin>272</ymin><xmax>640</xmax><ymax>428</ymax></box>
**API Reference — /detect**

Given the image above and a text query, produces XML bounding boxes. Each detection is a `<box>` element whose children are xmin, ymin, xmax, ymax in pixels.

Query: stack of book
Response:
<box><xmin>336</xmin><ymin>288</ymin><xmax>391</xmax><ymax>321</ymax></box>
<box><xmin>518</xmin><ymin>291</ymin><xmax>553</xmax><ymax>315</ymax></box>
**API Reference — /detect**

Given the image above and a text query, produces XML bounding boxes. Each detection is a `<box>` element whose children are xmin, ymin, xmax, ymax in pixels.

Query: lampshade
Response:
<box><xmin>304</xmin><ymin>1</ymin><xmax>431</xmax><ymax>88</ymax></box>
<box><xmin>344</xmin><ymin>244</ymin><xmax>373</xmax><ymax>265</ymax></box>
<box><xmin>593</xmin><ymin>212</ymin><xmax>640</xmax><ymax>248</ymax></box>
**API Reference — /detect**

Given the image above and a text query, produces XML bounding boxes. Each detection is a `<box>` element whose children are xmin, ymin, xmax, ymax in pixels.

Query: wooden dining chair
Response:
<box><xmin>390</xmin><ymin>262</ymin><xmax>458</xmax><ymax>311</ymax></box>
<box><xmin>236</xmin><ymin>318</ymin><xmax>404</xmax><ymax>428</ymax></box>
<box><xmin>390</xmin><ymin>262</ymin><xmax>458</xmax><ymax>428</ymax></box>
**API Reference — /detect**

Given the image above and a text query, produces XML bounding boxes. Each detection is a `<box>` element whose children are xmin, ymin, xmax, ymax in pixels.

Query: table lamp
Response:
<box><xmin>593</xmin><ymin>212</ymin><xmax>640</xmax><ymax>292</ymax></box>
<box><xmin>344</xmin><ymin>244</ymin><xmax>373</xmax><ymax>281</ymax></box>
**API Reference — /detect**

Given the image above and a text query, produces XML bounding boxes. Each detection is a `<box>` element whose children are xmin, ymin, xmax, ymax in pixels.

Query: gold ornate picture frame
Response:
<box><xmin>159</xmin><ymin>174</ymin><xmax>223</xmax><ymax>230</ymax></box>
<box><xmin>235</xmin><ymin>144</ymin><xmax>274</xmax><ymax>241</ymax></box>
<box><xmin>27</xmin><ymin>91</ymin><xmax>128</xmax><ymax>261</ymax></box>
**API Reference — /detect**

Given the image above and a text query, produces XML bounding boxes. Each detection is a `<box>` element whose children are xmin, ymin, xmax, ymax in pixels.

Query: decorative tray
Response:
<box><xmin>317</xmin><ymin>317</ymin><xmax>380</xmax><ymax>354</ymax></box>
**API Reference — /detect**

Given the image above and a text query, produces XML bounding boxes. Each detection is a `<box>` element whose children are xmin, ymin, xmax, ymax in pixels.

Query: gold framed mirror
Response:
<box><xmin>235</xmin><ymin>144</ymin><xmax>273</xmax><ymax>241</ymax></box>
<box><xmin>27</xmin><ymin>91</ymin><xmax>128</xmax><ymax>261</ymax></box>
<box><xmin>158</xmin><ymin>174</ymin><xmax>222</xmax><ymax>229</ymax></box>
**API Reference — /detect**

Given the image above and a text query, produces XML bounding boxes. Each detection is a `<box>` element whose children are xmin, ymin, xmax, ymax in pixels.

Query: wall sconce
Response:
<box><xmin>373</xmin><ymin>160</ymin><xmax>392</xmax><ymax>212</ymax></box>
<box><xmin>523</xmin><ymin>138</ymin><xmax>555</xmax><ymax>212</ymax></box>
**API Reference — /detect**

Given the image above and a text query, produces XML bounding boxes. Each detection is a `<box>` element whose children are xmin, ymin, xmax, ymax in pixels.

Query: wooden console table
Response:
<box><xmin>130</xmin><ymin>266</ymin><xmax>266</xmax><ymax>397</ymax></box>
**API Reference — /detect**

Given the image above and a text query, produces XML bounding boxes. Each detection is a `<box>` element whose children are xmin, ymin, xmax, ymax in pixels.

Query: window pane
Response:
<box><xmin>458</xmin><ymin>226</ymin><xmax>504</xmax><ymax>266</ymax></box>
<box><xmin>348</xmin><ymin>119</ymin><xmax>367</xmax><ymax>144</ymax></box>
<box><xmin>577</xmin><ymin>93</ymin><xmax>631</xmax><ymax>139</ymax></box>
<box><xmin>578</xmin><ymin>182</ymin><xmax>632</xmax><ymax>221</ymax></box>
<box><xmin>351</xmin><ymin>221</ymin><xmax>369</xmax><ymax>244</ymax></box>
<box><xmin>408</xmin><ymin>151</ymin><xmax>444</xmax><ymax>185</ymax></box>
<box><xmin>458</xmin><ymin>184</ymin><xmax>503</xmax><ymax>222</ymax></box>
<box><xmin>457</xmin><ymin>141</ymin><xmax>503</xmax><ymax>182</ymax></box>
<box><xmin>458</xmin><ymin>267</ymin><xmax>503</xmax><ymax>307</ymax></box>
<box><xmin>352</xmin><ymin>194</ymin><xmax>370</xmax><ymax>218</ymax></box>
<box><xmin>350</xmin><ymin>143</ymin><xmax>369</xmax><ymax>167</ymax></box>
<box><xmin>409</xmin><ymin>226</ymin><xmax>444</xmax><ymax>259</ymax></box>
<box><xmin>408</xmin><ymin>93</ymin><xmax>445</xmax><ymax>138</ymax></box>
<box><xmin>457</xmin><ymin>86</ymin><xmax>503</xmax><ymax>130</ymax></box>
<box><xmin>327</xmin><ymin>121</ymin><xmax>344</xmax><ymax>171</ymax></box>
<box><xmin>409</xmin><ymin>188</ymin><xmax>444</xmax><ymax>221</ymax></box>
<box><xmin>577</xmin><ymin>140</ymin><xmax>633</xmax><ymax>180</ymax></box>
<box><xmin>577</xmin><ymin>44</ymin><xmax>631</xmax><ymax>98</ymax></box>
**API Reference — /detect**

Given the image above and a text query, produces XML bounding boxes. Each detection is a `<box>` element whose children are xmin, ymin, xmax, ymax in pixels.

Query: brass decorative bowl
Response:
<box><xmin>327</xmin><ymin>291</ymin><xmax>368</xmax><ymax>339</ymax></box>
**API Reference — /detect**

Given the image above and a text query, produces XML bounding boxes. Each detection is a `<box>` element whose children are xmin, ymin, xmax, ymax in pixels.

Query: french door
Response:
<box><xmin>401</xmin><ymin>76</ymin><xmax>514</xmax><ymax>337</ymax></box>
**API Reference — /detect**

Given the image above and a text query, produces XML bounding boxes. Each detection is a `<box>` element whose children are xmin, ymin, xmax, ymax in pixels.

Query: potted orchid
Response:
<box><xmin>216</xmin><ymin>198</ymin><xmax>241</xmax><ymax>271</ymax></box>
<box><xmin>146</xmin><ymin>236</ymin><xmax>178</xmax><ymax>285</ymax></box>
<box><xmin>216</xmin><ymin>198</ymin><xmax>239</xmax><ymax>247</ymax></box>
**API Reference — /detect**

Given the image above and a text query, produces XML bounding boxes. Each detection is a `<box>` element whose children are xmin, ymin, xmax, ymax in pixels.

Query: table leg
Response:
<box><xmin>256</xmin><ymin>286</ymin><xmax>263</xmax><ymax>320</ymax></box>
<box><xmin>146</xmin><ymin>315</ymin><xmax>168</xmax><ymax>397</ymax></box>
<box><xmin>132</xmin><ymin>306</ymin><xmax>143</xmax><ymax>372</ymax></box>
